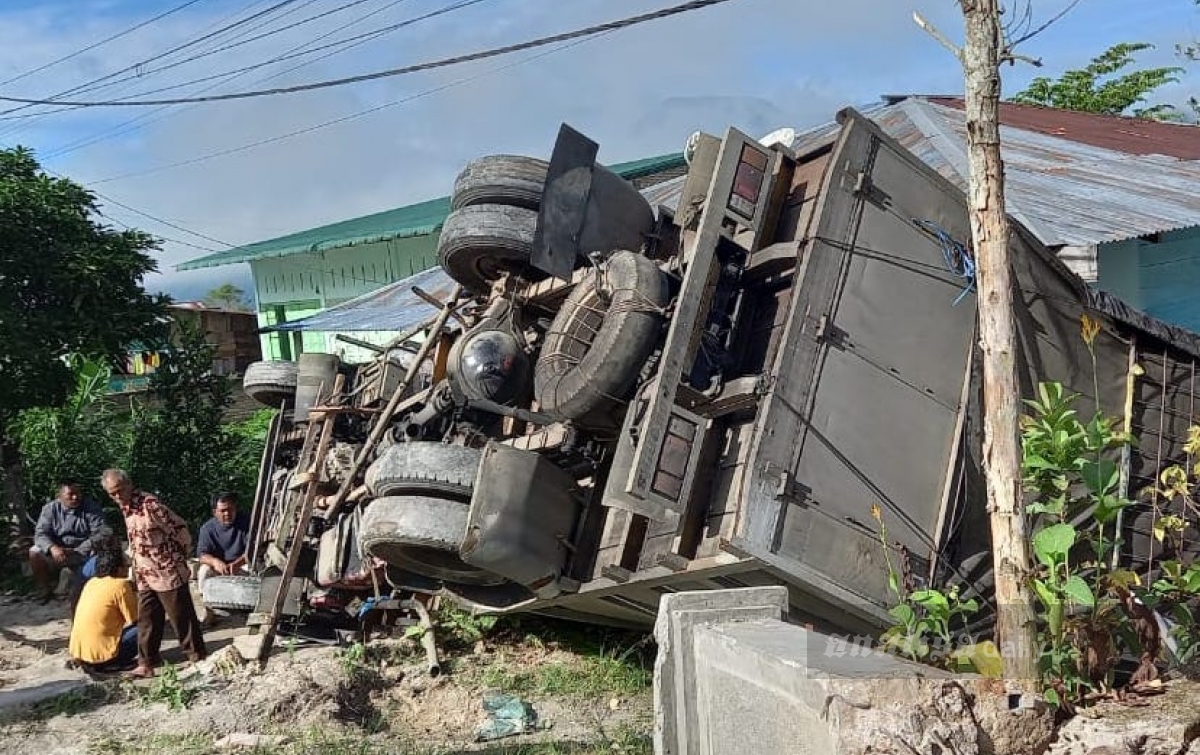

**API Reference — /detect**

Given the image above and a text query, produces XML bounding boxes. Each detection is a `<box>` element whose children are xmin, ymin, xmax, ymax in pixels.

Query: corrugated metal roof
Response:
<box><xmin>266</xmin><ymin>265</ymin><xmax>457</xmax><ymax>333</ymax></box>
<box><xmin>685</xmin><ymin>99</ymin><xmax>1200</xmax><ymax>249</ymax></box>
<box><xmin>925</xmin><ymin>96</ymin><xmax>1200</xmax><ymax>160</ymax></box>
<box><xmin>871</xmin><ymin>99</ymin><xmax>1200</xmax><ymax>246</ymax></box>
<box><xmin>178</xmin><ymin>152</ymin><xmax>685</xmax><ymax>271</ymax></box>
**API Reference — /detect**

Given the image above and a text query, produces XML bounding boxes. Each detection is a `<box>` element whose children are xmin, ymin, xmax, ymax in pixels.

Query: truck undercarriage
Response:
<box><xmin>211</xmin><ymin>108</ymin><xmax>1200</xmax><ymax>655</ymax></box>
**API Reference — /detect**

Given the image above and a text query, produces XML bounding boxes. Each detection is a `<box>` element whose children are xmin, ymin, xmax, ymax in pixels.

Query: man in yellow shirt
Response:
<box><xmin>68</xmin><ymin>548</ymin><xmax>138</xmax><ymax>674</ymax></box>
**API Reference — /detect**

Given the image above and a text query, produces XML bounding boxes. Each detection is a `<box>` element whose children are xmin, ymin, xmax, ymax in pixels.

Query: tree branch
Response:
<box><xmin>1008</xmin><ymin>0</ymin><xmax>1082</xmax><ymax>47</ymax></box>
<box><xmin>913</xmin><ymin>12</ymin><xmax>964</xmax><ymax>65</ymax></box>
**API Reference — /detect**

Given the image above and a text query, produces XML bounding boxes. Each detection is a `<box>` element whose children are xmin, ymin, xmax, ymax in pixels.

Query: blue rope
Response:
<box><xmin>912</xmin><ymin>218</ymin><xmax>976</xmax><ymax>306</ymax></box>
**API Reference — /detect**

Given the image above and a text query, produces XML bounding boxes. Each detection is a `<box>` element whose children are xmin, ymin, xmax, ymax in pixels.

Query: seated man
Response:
<box><xmin>196</xmin><ymin>492</ymin><xmax>250</xmax><ymax>595</ymax></box>
<box><xmin>29</xmin><ymin>482</ymin><xmax>111</xmax><ymax>606</ymax></box>
<box><xmin>68</xmin><ymin>548</ymin><xmax>138</xmax><ymax>674</ymax></box>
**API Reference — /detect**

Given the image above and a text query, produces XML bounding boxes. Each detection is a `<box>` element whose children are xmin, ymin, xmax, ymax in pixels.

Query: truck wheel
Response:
<box><xmin>451</xmin><ymin>155</ymin><xmax>549</xmax><ymax>211</ymax></box>
<box><xmin>202</xmin><ymin>575</ymin><xmax>262</xmax><ymax>611</ymax></box>
<box><xmin>364</xmin><ymin>442</ymin><xmax>482</xmax><ymax>498</ymax></box>
<box><xmin>437</xmin><ymin>204</ymin><xmax>539</xmax><ymax>294</ymax></box>
<box><xmin>534</xmin><ymin>250</ymin><xmax>668</xmax><ymax>428</ymax></box>
<box><xmin>243</xmin><ymin>361</ymin><xmax>299</xmax><ymax>407</ymax></box>
<box><xmin>359</xmin><ymin>494</ymin><xmax>505</xmax><ymax>586</ymax></box>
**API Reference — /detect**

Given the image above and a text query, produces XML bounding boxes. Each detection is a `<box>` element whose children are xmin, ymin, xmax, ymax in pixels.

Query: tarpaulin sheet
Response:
<box><xmin>265</xmin><ymin>266</ymin><xmax>456</xmax><ymax>333</ymax></box>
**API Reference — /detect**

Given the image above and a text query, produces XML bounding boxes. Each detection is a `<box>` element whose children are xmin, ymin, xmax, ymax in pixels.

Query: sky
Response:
<box><xmin>0</xmin><ymin>0</ymin><xmax>1195</xmax><ymax>301</ymax></box>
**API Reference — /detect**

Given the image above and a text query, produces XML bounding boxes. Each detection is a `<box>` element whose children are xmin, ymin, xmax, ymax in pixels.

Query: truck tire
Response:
<box><xmin>364</xmin><ymin>442</ymin><xmax>482</xmax><ymax>499</ymax></box>
<box><xmin>243</xmin><ymin>361</ymin><xmax>298</xmax><ymax>407</ymax></box>
<box><xmin>436</xmin><ymin>204</ymin><xmax>539</xmax><ymax>294</ymax></box>
<box><xmin>359</xmin><ymin>494</ymin><xmax>505</xmax><ymax>586</ymax></box>
<box><xmin>202</xmin><ymin>575</ymin><xmax>262</xmax><ymax>611</ymax></box>
<box><xmin>534</xmin><ymin>250</ymin><xmax>668</xmax><ymax>428</ymax></box>
<box><xmin>451</xmin><ymin>155</ymin><xmax>548</xmax><ymax>211</ymax></box>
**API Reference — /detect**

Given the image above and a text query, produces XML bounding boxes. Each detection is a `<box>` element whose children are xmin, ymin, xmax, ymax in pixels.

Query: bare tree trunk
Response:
<box><xmin>960</xmin><ymin>0</ymin><xmax>1039</xmax><ymax>682</ymax></box>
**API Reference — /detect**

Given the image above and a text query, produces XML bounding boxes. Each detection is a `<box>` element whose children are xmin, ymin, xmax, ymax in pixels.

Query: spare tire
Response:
<box><xmin>243</xmin><ymin>361</ymin><xmax>299</xmax><ymax>407</ymax></box>
<box><xmin>534</xmin><ymin>250</ymin><xmax>668</xmax><ymax>428</ymax></box>
<box><xmin>365</xmin><ymin>442</ymin><xmax>482</xmax><ymax>499</ymax></box>
<box><xmin>437</xmin><ymin>204</ymin><xmax>539</xmax><ymax>294</ymax></box>
<box><xmin>359</xmin><ymin>494</ymin><xmax>504</xmax><ymax>585</ymax></box>
<box><xmin>451</xmin><ymin>155</ymin><xmax>548</xmax><ymax>211</ymax></box>
<box><xmin>202</xmin><ymin>574</ymin><xmax>263</xmax><ymax>611</ymax></box>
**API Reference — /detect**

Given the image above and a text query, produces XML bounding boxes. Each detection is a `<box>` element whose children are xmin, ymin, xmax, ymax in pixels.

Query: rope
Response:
<box><xmin>912</xmin><ymin>218</ymin><xmax>976</xmax><ymax>306</ymax></box>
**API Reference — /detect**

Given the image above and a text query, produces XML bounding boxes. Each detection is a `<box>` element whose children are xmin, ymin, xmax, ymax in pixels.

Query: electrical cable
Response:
<box><xmin>59</xmin><ymin>0</ymin><xmax>380</xmax><ymax>101</ymax></box>
<box><xmin>88</xmin><ymin>31</ymin><xmax>609</xmax><ymax>184</ymax></box>
<box><xmin>0</xmin><ymin>0</ymin><xmax>740</xmax><ymax>108</ymax></box>
<box><xmin>0</xmin><ymin>0</ymin><xmax>210</xmax><ymax>87</ymax></box>
<box><xmin>0</xmin><ymin>0</ymin><xmax>304</xmax><ymax>119</ymax></box>
<box><xmin>41</xmin><ymin>0</ymin><xmax>436</xmax><ymax>160</ymax></box>
<box><xmin>0</xmin><ymin>0</ymin><xmax>301</xmax><ymax>141</ymax></box>
<box><xmin>76</xmin><ymin>0</ymin><xmax>488</xmax><ymax>104</ymax></box>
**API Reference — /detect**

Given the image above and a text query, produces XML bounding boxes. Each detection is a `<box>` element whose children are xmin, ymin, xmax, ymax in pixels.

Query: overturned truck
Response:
<box><xmin>218</xmin><ymin>109</ymin><xmax>1200</xmax><ymax>642</ymax></box>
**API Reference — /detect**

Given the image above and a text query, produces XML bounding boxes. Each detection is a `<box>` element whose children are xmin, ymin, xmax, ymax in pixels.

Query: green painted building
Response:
<box><xmin>178</xmin><ymin>153</ymin><xmax>687</xmax><ymax>364</ymax></box>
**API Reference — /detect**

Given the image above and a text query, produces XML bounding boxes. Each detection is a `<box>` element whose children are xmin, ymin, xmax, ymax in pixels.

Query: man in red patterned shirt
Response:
<box><xmin>101</xmin><ymin>468</ymin><xmax>206</xmax><ymax>678</ymax></box>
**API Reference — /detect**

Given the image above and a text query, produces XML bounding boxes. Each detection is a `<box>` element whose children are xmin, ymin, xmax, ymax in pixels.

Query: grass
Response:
<box><xmin>91</xmin><ymin>733</ymin><xmax>214</xmax><ymax>754</ymax></box>
<box><xmin>88</xmin><ymin>729</ymin><xmax>651</xmax><ymax>755</ymax></box>
<box><xmin>478</xmin><ymin>649</ymin><xmax>651</xmax><ymax>697</ymax></box>
<box><xmin>0</xmin><ymin>682</ymin><xmax>124</xmax><ymax>726</ymax></box>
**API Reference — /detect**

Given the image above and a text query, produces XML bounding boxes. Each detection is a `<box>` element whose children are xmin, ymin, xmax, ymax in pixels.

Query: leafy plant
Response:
<box><xmin>138</xmin><ymin>663</ymin><xmax>197</xmax><ymax>711</ymax></box>
<box><xmin>339</xmin><ymin>641</ymin><xmax>369</xmax><ymax>677</ymax></box>
<box><xmin>874</xmin><ymin>505</ymin><xmax>982</xmax><ymax>668</ymax></box>
<box><xmin>128</xmin><ymin>320</ymin><xmax>237</xmax><ymax>527</ymax></box>
<box><xmin>438</xmin><ymin>606</ymin><xmax>499</xmax><ymax>646</ymax></box>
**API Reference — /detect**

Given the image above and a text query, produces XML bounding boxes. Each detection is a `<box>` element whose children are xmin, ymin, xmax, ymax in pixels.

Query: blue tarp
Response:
<box><xmin>265</xmin><ymin>266</ymin><xmax>457</xmax><ymax>333</ymax></box>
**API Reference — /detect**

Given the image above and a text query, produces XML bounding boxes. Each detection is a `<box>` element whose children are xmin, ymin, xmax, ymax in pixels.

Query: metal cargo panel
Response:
<box><xmin>738</xmin><ymin>110</ymin><xmax>980</xmax><ymax>615</ymax></box>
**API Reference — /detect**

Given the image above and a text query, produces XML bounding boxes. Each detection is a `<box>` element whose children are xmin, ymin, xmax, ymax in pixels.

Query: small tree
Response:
<box><xmin>130</xmin><ymin>321</ymin><xmax>235</xmax><ymax>526</ymax></box>
<box><xmin>1011</xmin><ymin>42</ymin><xmax>1184</xmax><ymax>119</ymax></box>
<box><xmin>0</xmin><ymin>147</ymin><xmax>166</xmax><ymax>529</ymax></box>
<box><xmin>203</xmin><ymin>283</ymin><xmax>251</xmax><ymax>312</ymax></box>
<box><xmin>9</xmin><ymin>357</ymin><xmax>133</xmax><ymax>515</ymax></box>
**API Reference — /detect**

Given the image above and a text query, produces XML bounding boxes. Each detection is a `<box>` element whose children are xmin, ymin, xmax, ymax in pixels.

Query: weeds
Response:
<box><xmin>137</xmin><ymin>663</ymin><xmax>197</xmax><ymax>711</ymax></box>
<box><xmin>480</xmin><ymin>648</ymin><xmax>651</xmax><ymax>697</ymax></box>
<box><xmin>91</xmin><ymin>733</ymin><xmax>214</xmax><ymax>755</ymax></box>
<box><xmin>437</xmin><ymin>606</ymin><xmax>499</xmax><ymax>647</ymax></box>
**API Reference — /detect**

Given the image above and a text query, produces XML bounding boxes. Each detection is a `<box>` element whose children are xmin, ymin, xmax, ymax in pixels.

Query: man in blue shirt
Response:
<box><xmin>196</xmin><ymin>492</ymin><xmax>250</xmax><ymax>595</ymax></box>
<box><xmin>29</xmin><ymin>482</ymin><xmax>111</xmax><ymax>607</ymax></box>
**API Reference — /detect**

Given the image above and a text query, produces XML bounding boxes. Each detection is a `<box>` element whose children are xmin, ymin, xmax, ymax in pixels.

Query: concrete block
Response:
<box><xmin>653</xmin><ymin>586</ymin><xmax>789</xmax><ymax>755</ymax></box>
<box><xmin>653</xmin><ymin>587</ymin><xmax>1054</xmax><ymax>755</ymax></box>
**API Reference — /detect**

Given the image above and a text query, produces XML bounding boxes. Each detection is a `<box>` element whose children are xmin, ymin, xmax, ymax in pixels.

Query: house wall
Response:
<box><xmin>250</xmin><ymin>235</ymin><xmax>437</xmax><ymax>361</ymax></box>
<box><xmin>1098</xmin><ymin>228</ymin><xmax>1200</xmax><ymax>333</ymax></box>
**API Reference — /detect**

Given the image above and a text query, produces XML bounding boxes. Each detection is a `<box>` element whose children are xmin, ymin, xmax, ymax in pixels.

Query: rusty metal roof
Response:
<box><xmin>923</xmin><ymin>96</ymin><xmax>1200</xmax><ymax>160</ymax></box>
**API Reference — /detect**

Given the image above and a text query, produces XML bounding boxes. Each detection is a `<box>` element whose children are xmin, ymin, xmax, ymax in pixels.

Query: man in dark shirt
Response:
<box><xmin>196</xmin><ymin>492</ymin><xmax>250</xmax><ymax>594</ymax></box>
<box><xmin>29</xmin><ymin>482</ymin><xmax>111</xmax><ymax>606</ymax></box>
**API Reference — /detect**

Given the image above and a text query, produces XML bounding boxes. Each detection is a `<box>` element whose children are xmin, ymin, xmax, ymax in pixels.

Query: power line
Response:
<box><xmin>55</xmin><ymin>0</ymin><xmax>484</xmax><ymax>108</ymax></box>
<box><xmin>0</xmin><ymin>0</ymin><xmax>210</xmax><ymax>87</ymax></box>
<box><xmin>64</xmin><ymin>0</ymin><xmax>379</xmax><ymax>101</ymax></box>
<box><xmin>92</xmin><ymin>190</ymin><xmax>235</xmax><ymax>249</ymax></box>
<box><xmin>0</xmin><ymin>0</ymin><xmax>303</xmax><ymax>141</ymax></box>
<box><xmin>0</xmin><ymin>0</ymin><xmax>305</xmax><ymax>119</ymax></box>
<box><xmin>0</xmin><ymin>0</ymin><xmax>740</xmax><ymax>108</ymax></box>
<box><xmin>41</xmin><ymin>0</ymin><xmax>435</xmax><ymax>160</ymax></box>
<box><xmin>89</xmin><ymin>32</ymin><xmax>608</xmax><ymax>185</ymax></box>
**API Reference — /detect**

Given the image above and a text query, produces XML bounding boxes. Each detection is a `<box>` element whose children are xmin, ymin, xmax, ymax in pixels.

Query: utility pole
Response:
<box><xmin>960</xmin><ymin>0</ymin><xmax>1038</xmax><ymax>682</ymax></box>
<box><xmin>917</xmin><ymin>1</ymin><xmax>1040</xmax><ymax>682</ymax></box>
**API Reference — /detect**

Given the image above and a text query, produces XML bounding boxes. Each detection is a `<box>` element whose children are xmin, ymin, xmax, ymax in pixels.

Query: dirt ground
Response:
<box><xmin>0</xmin><ymin>592</ymin><xmax>653</xmax><ymax>755</ymax></box>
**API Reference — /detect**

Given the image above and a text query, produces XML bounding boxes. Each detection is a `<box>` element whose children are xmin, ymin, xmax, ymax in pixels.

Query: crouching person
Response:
<box><xmin>196</xmin><ymin>492</ymin><xmax>249</xmax><ymax>594</ymax></box>
<box><xmin>68</xmin><ymin>549</ymin><xmax>138</xmax><ymax>674</ymax></box>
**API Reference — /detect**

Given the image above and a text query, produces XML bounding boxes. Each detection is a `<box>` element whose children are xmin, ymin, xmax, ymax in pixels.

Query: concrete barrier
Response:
<box><xmin>653</xmin><ymin>587</ymin><xmax>1054</xmax><ymax>755</ymax></box>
